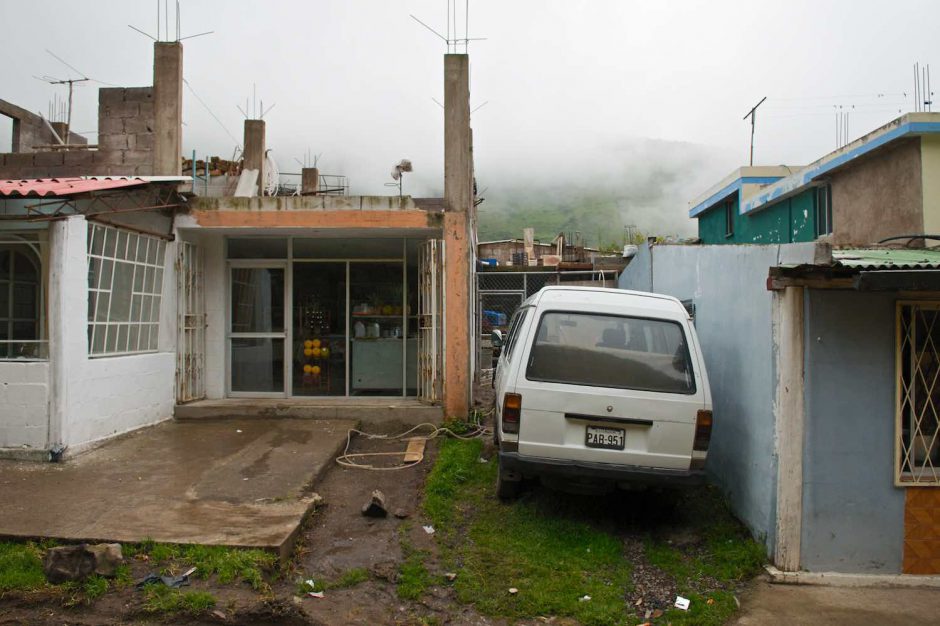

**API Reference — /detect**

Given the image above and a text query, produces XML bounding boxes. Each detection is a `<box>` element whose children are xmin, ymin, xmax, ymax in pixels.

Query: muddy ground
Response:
<box><xmin>1</xmin><ymin>388</ymin><xmax>758</xmax><ymax>626</ymax></box>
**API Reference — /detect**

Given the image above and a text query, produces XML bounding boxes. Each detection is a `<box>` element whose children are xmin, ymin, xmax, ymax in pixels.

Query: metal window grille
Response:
<box><xmin>0</xmin><ymin>233</ymin><xmax>47</xmax><ymax>360</ymax></box>
<box><xmin>87</xmin><ymin>223</ymin><xmax>166</xmax><ymax>358</ymax></box>
<box><xmin>896</xmin><ymin>302</ymin><xmax>940</xmax><ymax>485</ymax></box>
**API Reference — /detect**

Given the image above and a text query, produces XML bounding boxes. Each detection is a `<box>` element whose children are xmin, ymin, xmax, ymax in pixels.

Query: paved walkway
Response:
<box><xmin>733</xmin><ymin>580</ymin><xmax>940</xmax><ymax>625</ymax></box>
<box><xmin>0</xmin><ymin>418</ymin><xmax>354</xmax><ymax>559</ymax></box>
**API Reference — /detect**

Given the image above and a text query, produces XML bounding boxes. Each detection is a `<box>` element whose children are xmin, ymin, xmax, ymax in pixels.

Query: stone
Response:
<box><xmin>43</xmin><ymin>545</ymin><xmax>95</xmax><ymax>584</ymax></box>
<box><xmin>361</xmin><ymin>489</ymin><xmax>388</xmax><ymax>518</ymax></box>
<box><xmin>42</xmin><ymin>543</ymin><xmax>124</xmax><ymax>583</ymax></box>
<box><xmin>393</xmin><ymin>508</ymin><xmax>410</xmax><ymax>519</ymax></box>
<box><xmin>86</xmin><ymin>543</ymin><xmax>123</xmax><ymax>577</ymax></box>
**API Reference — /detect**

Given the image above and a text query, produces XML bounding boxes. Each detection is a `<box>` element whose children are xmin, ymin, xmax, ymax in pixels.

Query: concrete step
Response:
<box><xmin>175</xmin><ymin>398</ymin><xmax>443</xmax><ymax>426</ymax></box>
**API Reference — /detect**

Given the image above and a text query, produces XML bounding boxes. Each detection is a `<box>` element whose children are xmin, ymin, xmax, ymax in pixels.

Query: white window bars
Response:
<box><xmin>87</xmin><ymin>223</ymin><xmax>166</xmax><ymax>357</ymax></box>
<box><xmin>897</xmin><ymin>302</ymin><xmax>940</xmax><ymax>485</ymax></box>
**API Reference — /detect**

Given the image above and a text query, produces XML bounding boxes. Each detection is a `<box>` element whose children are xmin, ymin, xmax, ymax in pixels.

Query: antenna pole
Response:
<box><xmin>743</xmin><ymin>96</ymin><xmax>767</xmax><ymax>166</ymax></box>
<box><xmin>66</xmin><ymin>80</ymin><xmax>74</xmax><ymax>144</ymax></box>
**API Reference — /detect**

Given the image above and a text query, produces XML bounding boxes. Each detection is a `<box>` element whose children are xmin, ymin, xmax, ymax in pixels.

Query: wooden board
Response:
<box><xmin>403</xmin><ymin>438</ymin><xmax>426</xmax><ymax>464</ymax></box>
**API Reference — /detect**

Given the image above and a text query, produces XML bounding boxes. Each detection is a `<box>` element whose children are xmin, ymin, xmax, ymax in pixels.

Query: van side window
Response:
<box><xmin>504</xmin><ymin>307</ymin><xmax>530</xmax><ymax>361</ymax></box>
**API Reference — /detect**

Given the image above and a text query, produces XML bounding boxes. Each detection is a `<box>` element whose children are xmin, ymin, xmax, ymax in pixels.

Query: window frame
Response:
<box><xmin>815</xmin><ymin>184</ymin><xmax>833</xmax><ymax>237</ymax></box>
<box><xmin>87</xmin><ymin>223</ymin><xmax>167</xmax><ymax>358</ymax></box>
<box><xmin>503</xmin><ymin>306</ymin><xmax>531</xmax><ymax>363</ymax></box>
<box><xmin>523</xmin><ymin>310</ymin><xmax>697</xmax><ymax>395</ymax></box>
<box><xmin>723</xmin><ymin>199</ymin><xmax>735</xmax><ymax>238</ymax></box>
<box><xmin>0</xmin><ymin>234</ymin><xmax>46</xmax><ymax>361</ymax></box>
<box><xmin>895</xmin><ymin>301</ymin><xmax>940</xmax><ymax>486</ymax></box>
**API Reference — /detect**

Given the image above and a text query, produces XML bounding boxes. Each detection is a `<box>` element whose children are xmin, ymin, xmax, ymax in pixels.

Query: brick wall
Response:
<box><xmin>0</xmin><ymin>87</ymin><xmax>155</xmax><ymax>179</ymax></box>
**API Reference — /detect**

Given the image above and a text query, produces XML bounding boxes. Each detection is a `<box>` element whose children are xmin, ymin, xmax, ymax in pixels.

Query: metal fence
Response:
<box><xmin>476</xmin><ymin>270</ymin><xmax>618</xmax><ymax>376</ymax></box>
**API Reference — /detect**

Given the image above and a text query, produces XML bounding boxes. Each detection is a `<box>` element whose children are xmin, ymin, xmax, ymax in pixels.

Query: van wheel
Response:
<box><xmin>496</xmin><ymin>458</ymin><xmax>522</xmax><ymax>500</ymax></box>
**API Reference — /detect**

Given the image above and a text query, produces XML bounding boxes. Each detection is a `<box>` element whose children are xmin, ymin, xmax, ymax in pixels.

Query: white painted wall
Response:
<box><xmin>53</xmin><ymin>216</ymin><xmax>178</xmax><ymax>454</ymax></box>
<box><xmin>0</xmin><ymin>362</ymin><xmax>49</xmax><ymax>449</ymax></box>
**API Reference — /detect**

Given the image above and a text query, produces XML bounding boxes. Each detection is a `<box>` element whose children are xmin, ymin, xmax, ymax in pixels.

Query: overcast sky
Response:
<box><xmin>1</xmin><ymin>0</ymin><xmax>937</xmax><ymax>215</ymax></box>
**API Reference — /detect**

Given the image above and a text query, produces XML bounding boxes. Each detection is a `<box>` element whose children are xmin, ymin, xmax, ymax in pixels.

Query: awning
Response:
<box><xmin>0</xmin><ymin>177</ymin><xmax>149</xmax><ymax>198</ymax></box>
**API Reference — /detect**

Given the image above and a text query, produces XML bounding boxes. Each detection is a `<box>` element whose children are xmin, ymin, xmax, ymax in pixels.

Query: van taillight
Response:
<box><xmin>694</xmin><ymin>409</ymin><xmax>712</xmax><ymax>451</ymax></box>
<box><xmin>502</xmin><ymin>393</ymin><xmax>522</xmax><ymax>434</ymax></box>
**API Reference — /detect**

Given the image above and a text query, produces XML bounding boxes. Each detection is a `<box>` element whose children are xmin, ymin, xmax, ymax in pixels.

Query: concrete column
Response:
<box><xmin>153</xmin><ymin>42</ymin><xmax>183</xmax><ymax>176</ymax></box>
<box><xmin>442</xmin><ymin>54</ymin><xmax>473</xmax><ymax>418</ymax></box>
<box><xmin>47</xmin><ymin>216</ymin><xmax>89</xmax><ymax>453</ymax></box>
<box><xmin>301</xmin><ymin>167</ymin><xmax>320</xmax><ymax>195</ymax></box>
<box><xmin>243</xmin><ymin>120</ymin><xmax>266</xmax><ymax>196</ymax></box>
<box><xmin>49</xmin><ymin>122</ymin><xmax>69</xmax><ymax>144</ymax></box>
<box><xmin>444</xmin><ymin>54</ymin><xmax>472</xmax><ymax>213</ymax></box>
<box><xmin>773</xmin><ymin>285</ymin><xmax>805</xmax><ymax>571</ymax></box>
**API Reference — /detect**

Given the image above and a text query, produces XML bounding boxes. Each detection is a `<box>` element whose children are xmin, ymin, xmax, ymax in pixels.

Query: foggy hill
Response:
<box><xmin>475</xmin><ymin>137</ymin><xmax>738</xmax><ymax>248</ymax></box>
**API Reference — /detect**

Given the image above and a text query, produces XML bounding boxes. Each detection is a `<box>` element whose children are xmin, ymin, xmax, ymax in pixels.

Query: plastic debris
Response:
<box><xmin>136</xmin><ymin>567</ymin><xmax>196</xmax><ymax>590</ymax></box>
<box><xmin>236</xmin><ymin>429</ymin><xmax>242</xmax><ymax>433</ymax></box>
<box><xmin>305</xmin><ymin>579</ymin><xmax>316</xmax><ymax>589</ymax></box>
<box><xmin>635</xmin><ymin>598</ymin><xmax>643</xmax><ymax>606</ymax></box>
<box><xmin>707</xmin><ymin>598</ymin><xmax>715</xmax><ymax>605</ymax></box>
<box><xmin>444</xmin><ymin>572</ymin><xmax>457</xmax><ymax>582</ymax></box>
<box><xmin>307</xmin><ymin>591</ymin><xmax>325</xmax><ymax>599</ymax></box>
<box><xmin>579</xmin><ymin>595</ymin><xmax>591</xmax><ymax>602</ymax></box>
<box><xmin>211</xmin><ymin>610</ymin><xmax>227</xmax><ymax>620</ymax></box>
<box><xmin>478</xmin><ymin>457</ymin><xmax>489</xmax><ymax>463</ymax></box>
<box><xmin>508</xmin><ymin>587</ymin><xmax>518</xmax><ymax>595</ymax></box>
<box><xmin>734</xmin><ymin>595</ymin><xmax>741</xmax><ymax>609</ymax></box>
<box><xmin>422</xmin><ymin>525</ymin><xmax>435</xmax><ymax>535</ymax></box>
<box><xmin>675</xmin><ymin>595</ymin><xmax>691</xmax><ymax>611</ymax></box>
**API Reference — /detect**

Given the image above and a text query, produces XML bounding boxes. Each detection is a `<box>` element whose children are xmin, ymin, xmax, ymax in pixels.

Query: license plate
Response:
<box><xmin>585</xmin><ymin>425</ymin><xmax>625</xmax><ymax>450</ymax></box>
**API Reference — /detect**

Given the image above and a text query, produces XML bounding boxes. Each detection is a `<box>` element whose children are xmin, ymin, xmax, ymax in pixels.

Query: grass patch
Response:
<box><xmin>133</xmin><ymin>542</ymin><xmax>277</xmax><ymax>591</ymax></box>
<box><xmin>142</xmin><ymin>584</ymin><xmax>216</xmax><ymax>615</ymax></box>
<box><xmin>0</xmin><ymin>542</ymin><xmax>47</xmax><ymax>593</ymax></box>
<box><xmin>397</xmin><ymin>547</ymin><xmax>433</xmax><ymax>601</ymax></box>
<box><xmin>424</xmin><ymin>439</ymin><xmax>632</xmax><ymax>626</ymax></box>
<box><xmin>296</xmin><ymin>567</ymin><xmax>371</xmax><ymax>595</ymax></box>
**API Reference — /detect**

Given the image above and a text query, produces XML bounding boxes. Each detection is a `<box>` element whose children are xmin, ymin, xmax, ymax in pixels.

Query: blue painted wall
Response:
<box><xmin>801</xmin><ymin>290</ymin><xmax>906</xmax><ymax>573</ymax></box>
<box><xmin>619</xmin><ymin>244</ymin><xmax>780</xmax><ymax>551</ymax></box>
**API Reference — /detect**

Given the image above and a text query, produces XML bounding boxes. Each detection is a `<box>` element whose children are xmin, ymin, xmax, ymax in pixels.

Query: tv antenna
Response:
<box><xmin>294</xmin><ymin>149</ymin><xmax>322</xmax><ymax>169</ymax></box>
<box><xmin>33</xmin><ymin>49</ymin><xmax>102</xmax><ymax>143</ymax></box>
<box><xmin>236</xmin><ymin>84</ymin><xmax>276</xmax><ymax>120</ymax></box>
<box><xmin>742</xmin><ymin>96</ymin><xmax>767</xmax><ymax>166</ymax></box>
<box><xmin>128</xmin><ymin>0</ymin><xmax>214</xmax><ymax>43</ymax></box>
<box><xmin>913</xmin><ymin>62</ymin><xmax>933</xmax><ymax>112</ymax></box>
<box><xmin>411</xmin><ymin>0</ymin><xmax>486</xmax><ymax>53</ymax></box>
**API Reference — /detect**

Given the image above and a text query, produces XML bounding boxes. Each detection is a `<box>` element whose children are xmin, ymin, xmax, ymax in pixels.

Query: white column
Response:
<box><xmin>47</xmin><ymin>216</ymin><xmax>89</xmax><ymax>451</ymax></box>
<box><xmin>773</xmin><ymin>285</ymin><xmax>805</xmax><ymax>571</ymax></box>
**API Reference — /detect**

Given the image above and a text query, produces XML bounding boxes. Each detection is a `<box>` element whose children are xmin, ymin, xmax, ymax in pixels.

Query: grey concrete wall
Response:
<box><xmin>618</xmin><ymin>243</ymin><xmax>653</xmax><ymax>292</ymax></box>
<box><xmin>801</xmin><ymin>290</ymin><xmax>906</xmax><ymax>573</ymax></box>
<box><xmin>620</xmin><ymin>243</ymin><xmax>781</xmax><ymax>550</ymax></box>
<box><xmin>242</xmin><ymin>120</ymin><xmax>265</xmax><ymax>196</ymax></box>
<box><xmin>831</xmin><ymin>137</ymin><xmax>923</xmax><ymax>246</ymax></box>
<box><xmin>0</xmin><ymin>98</ymin><xmax>87</xmax><ymax>153</ymax></box>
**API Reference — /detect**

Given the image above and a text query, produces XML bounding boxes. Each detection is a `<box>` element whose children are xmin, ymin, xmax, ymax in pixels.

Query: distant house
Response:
<box><xmin>690</xmin><ymin>113</ymin><xmax>940</xmax><ymax>246</ymax></box>
<box><xmin>621</xmin><ymin>112</ymin><xmax>940</xmax><ymax>578</ymax></box>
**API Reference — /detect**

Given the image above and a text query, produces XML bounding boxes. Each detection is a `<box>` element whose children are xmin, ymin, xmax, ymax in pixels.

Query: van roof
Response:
<box><xmin>522</xmin><ymin>286</ymin><xmax>687</xmax><ymax>314</ymax></box>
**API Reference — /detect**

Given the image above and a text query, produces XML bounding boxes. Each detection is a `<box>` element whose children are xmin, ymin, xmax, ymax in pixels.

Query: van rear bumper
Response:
<box><xmin>498</xmin><ymin>451</ymin><xmax>706</xmax><ymax>487</ymax></box>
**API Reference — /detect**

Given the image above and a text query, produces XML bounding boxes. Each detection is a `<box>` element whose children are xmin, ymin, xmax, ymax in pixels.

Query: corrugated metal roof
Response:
<box><xmin>0</xmin><ymin>177</ymin><xmax>149</xmax><ymax>197</ymax></box>
<box><xmin>833</xmin><ymin>248</ymin><xmax>940</xmax><ymax>270</ymax></box>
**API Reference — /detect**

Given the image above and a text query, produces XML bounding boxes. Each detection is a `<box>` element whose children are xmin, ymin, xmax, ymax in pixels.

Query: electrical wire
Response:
<box><xmin>335</xmin><ymin>409</ymin><xmax>495</xmax><ymax>471</ymax></box>
<box><xmin>182</xmin><ymin>78</ymin><xmax>241</xmax><ymax>149</ymax></box>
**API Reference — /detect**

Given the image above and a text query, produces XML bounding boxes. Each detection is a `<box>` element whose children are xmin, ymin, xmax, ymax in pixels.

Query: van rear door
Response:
<box><xmin>513</xmin><ymin>309</ymin><xmax>704</xmax><ymax>470</ymax></box>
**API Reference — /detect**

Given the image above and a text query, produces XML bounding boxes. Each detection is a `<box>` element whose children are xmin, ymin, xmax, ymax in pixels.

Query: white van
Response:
<box><xmin>492</xmin><ymin>286</ymin><xmax>712</xmax><ymax>498</ymax></box>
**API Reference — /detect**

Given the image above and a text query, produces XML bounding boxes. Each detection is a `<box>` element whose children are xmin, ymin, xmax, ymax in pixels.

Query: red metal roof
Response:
<box><xmin>0</xmin><ymin>177</ymin><xmax>149</xmax><ymax>198</ymax></box>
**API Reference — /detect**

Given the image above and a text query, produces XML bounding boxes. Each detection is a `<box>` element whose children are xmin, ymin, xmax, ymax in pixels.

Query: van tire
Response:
<box><xmin>496</xmin><ymin>458</ymin><xmax>522</xmax><ymax>500</ymax></box>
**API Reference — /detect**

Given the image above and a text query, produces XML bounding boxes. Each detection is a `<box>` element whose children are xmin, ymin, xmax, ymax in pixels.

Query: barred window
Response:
<box><xmin>0</xmin><ymin>233</ymin><xmax>45</xmax><ymax>360</ymax></box>
<box><xmin>897</xmin><ymin>302</ymin><xmax>940</xmax><ymax>485</ymax></box>
<box><xmin>87</xmin><ymin>224</ymin><xmax>166</xmax><ymax>357</ymax></box>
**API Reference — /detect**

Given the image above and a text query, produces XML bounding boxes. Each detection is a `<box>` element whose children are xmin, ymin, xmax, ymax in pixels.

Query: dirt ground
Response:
<box><xmin>3</xmin><ymin>391</ymin><xmax>939</xmax><ymax>625</ymax></box>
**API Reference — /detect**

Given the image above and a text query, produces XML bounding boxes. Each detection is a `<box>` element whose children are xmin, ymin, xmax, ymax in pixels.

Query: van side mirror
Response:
<box><xmin>491</xmin><ymin>329</ymin><xmax>504</xmax><ymax>348</ymax></box>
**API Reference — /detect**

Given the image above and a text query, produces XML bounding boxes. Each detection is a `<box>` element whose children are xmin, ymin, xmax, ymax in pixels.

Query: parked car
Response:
<box><xmin>491</xmin><ymin>286</ymin><xmax>712</xmax><ymax>498</ymax></box>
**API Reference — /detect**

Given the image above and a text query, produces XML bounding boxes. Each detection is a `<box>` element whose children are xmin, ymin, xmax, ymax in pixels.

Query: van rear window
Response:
<box><xmin>525</xmin><ymin>312</ymin><xmax>696</xmax><ymax>394</ymax></box>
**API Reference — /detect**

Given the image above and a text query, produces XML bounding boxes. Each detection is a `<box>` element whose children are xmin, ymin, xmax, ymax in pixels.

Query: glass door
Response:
<box><xmin>228</xmin><ymin>263</ymin><xmax>286</xmax><ymax>396</ymax></box>
<box><xmin>292</xmin><ymin>262</ymin><xmax>347</xmax><ymax>396</ymax></box>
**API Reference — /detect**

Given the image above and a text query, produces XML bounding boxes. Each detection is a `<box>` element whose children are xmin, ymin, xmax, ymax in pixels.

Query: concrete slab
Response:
<box><xmin>174</xmin><ymin>397</ymin><xmax>443</xmax><ymax>425</ymax></box>
<box><xmin>0</xmin><ymin>418</ymin><xmax>355</xmax><ymax>561</ymax></box>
